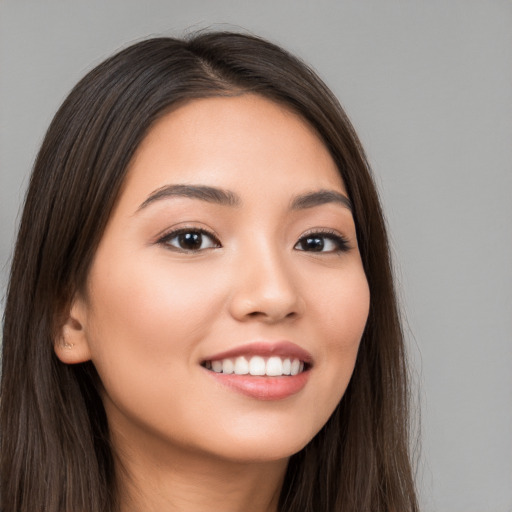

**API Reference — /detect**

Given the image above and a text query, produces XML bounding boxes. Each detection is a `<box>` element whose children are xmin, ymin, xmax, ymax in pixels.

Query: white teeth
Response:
<box><xmin>234</xmin><ymin>356</ymin><xmax>249</xmax><ymax>375</ymax></box>
<box><xmin>249</xmin><ymin>356</ymin><xmax>266</xmax><ymax>375</ymax></box>
<box><xmin>282</xmin><ymin>358</ymin><xmax>291</xmax><ymax>375</ymax></box>
<box><xmin>212</xmin><ymin>360</ymin><xmax>223</xmax><ymax>373</ymax></box>
<box><xmin>222</xmin><ymin>358</ymin><xmax>234</xmax><ymax>374</ymax></box>
<box><xmin>206</xmin><ymin>355</ymin><xmax>307</xmax><ymax>376</ymax></box>
<box><xmin>290</xmin><ymin>358</ymin><xmax>300</xmax><ymax>376</ymax></box>
<box><xmin>266</xmin><ymin>356</ymin><xmax>283</xmax><ymax>376</ymax></box>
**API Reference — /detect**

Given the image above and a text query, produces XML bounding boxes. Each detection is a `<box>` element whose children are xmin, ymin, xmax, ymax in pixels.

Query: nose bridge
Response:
<box><xmin>229</xmin><ymin>235</ymin><xmax>303</xmax><ymax>322</ymax></box>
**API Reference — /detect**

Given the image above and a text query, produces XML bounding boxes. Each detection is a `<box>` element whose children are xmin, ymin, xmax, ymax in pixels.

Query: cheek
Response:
<box><xmin>309</xmin><ymin>261</ymin><xmax>369</xmax><ymax>342</ymax></box>
<box><xmin>306</xmin><ymin>265</ymin><xmax>370</xmax><ymax>399</ymax></box>
<box><xmin>83</xmin><ymin>254</ymin><xmax>227</xmax><ymax>386</ymax></box>
<box><xmin>81</xmin><ymin>254</ymin><xmax>234</xmax><ymax>446</ymax></box>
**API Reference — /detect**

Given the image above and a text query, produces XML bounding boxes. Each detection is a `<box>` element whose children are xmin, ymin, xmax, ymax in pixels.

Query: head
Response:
<box><xmin>1</xmin><ymin>32</ymin><xmax>417</xmax><ymax>512</ymax></box>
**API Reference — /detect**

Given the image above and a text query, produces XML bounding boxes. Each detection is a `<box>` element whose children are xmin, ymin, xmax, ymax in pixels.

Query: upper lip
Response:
<box><xmin>202</xmin><ymin>341</ymin><xmax>314</xmax><ymax>365</ymax></box>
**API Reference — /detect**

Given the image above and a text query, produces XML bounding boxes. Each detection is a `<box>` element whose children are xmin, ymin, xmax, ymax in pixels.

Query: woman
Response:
<box><xmin>1</xmin><ymin>31</ymin><xmax>418</xmax><ymax>512</ymax></box>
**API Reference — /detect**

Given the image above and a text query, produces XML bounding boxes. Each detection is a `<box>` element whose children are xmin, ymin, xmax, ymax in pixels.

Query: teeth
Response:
<box><xmin>266</xmin><ymin>356</ymin><xmax>283</xmax><ymax>376</ymax></box>
<box><xmin>249</xmin><ymin>356</ymin><xmax>266</xmax><ymax>375</ymax></box>
<box><xmin>222</xmin><ymin>359</ymin><xmax>234</xmax><ymax>374</ymax></box>
<box><xmin>234</xmin><ymin>356</ymin><xmax>249</xmax><ymax>375</ymax></box>
<box><xmin>206</xmin><ymin>355</ymin><xmax>306</xmax><ymax>376</ymax></box>
<box><xmin>282</xmin><ymin>358</ymin><xmax>291</xmax><ymax>375</ymax></box>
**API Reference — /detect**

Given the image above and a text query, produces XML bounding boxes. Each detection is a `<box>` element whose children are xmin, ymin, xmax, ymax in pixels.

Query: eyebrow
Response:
<box><xmin>290</xmin><ymin>189</ymin><xmax>352</xmax><ymax>212</ymax></box>
<box><xmin>137</xmin><ymin>184</ymin><xmax>241</xmax><ymax>211</ymax></box>
<box><xmin>136</xmin><ymin>184</ymin><xmax>352</xmax><ymax>213</ymax></box>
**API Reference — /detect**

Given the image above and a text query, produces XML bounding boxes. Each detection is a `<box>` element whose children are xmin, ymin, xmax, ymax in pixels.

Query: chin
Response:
<box><xmin>194</xmin><ymin>421</ymin><xmax>320</xmax><ymax>464</ymax></box>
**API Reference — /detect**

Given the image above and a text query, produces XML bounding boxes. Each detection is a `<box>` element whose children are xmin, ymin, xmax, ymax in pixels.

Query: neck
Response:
<box><xmin>114</xmin><ymin>433</ymin><xmax>288</xmax><ymax>512</ymax></box>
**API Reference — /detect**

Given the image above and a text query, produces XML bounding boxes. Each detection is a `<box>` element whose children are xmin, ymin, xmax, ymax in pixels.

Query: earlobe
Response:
<box><xmin>54</xmin><ymin>298</ymin><xmax>92</xmax><ymax>364</ymax></box>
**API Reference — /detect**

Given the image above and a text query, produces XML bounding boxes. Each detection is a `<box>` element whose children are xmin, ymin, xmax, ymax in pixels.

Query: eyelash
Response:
<box><xmin>157</xmin><ymin>227</ymin><xmax>350</xmax><ymax>254</ymax></box>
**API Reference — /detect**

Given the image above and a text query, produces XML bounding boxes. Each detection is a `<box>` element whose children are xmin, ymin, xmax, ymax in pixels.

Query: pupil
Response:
<box><xmin>179</xmin><ymin>232</ymin><xmax>202</xmax><ymax>249</ymax></box>
<box><xmin>303</xmin><ymin>236</ymin><xmax>324</xmax><ymax>251</ymax></box>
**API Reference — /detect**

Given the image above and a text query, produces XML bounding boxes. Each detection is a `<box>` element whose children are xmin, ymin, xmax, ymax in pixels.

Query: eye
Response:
<box><xmin>158</xmin><ymin>228</ymin><xmax>221</xmax><ymax>252</ymax></box>
<box><xmin>294</xmin><ymin>231</ymin><xmax>350</xmax><ymax>253</ymax></box>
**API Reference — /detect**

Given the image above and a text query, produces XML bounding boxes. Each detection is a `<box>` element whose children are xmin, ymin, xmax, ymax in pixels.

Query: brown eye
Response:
<box><xmin>294</xmin><ymin>232</ymin><xmax>350</xmax><ymax>253</ymax></box>
<box><xmin>298</xmin><ymin>236</ymin><xmax>325</xmax><ymax>252</ymax></box>
<box><xmin>160</xmin><ymin>229</ymin><xmax>220</xmax><ymax>252</ymax></box>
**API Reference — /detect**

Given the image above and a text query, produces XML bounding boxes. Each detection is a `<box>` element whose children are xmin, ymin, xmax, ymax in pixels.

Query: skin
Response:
<box><xmin>56</xmin><ymin>94</ymin><xmax>370</xmax><ymax>512</ymax></box>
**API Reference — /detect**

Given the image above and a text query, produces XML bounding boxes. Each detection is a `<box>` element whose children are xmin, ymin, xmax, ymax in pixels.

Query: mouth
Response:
<box><xmin>201</xmin><ymin>355</ymin><xmax>310</xmax><ymax>377</ymax></box>
<box><xmin>199</xmin><ymin>341</ymin><xmax>313</xmax><ymax>400</ymax></box>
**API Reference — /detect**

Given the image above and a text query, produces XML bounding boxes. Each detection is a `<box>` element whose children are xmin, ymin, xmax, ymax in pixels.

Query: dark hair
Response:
<box><xmin>1</xmin><ymin>31</ymin><xmax>418</xmax><ymax>512</ymax></box>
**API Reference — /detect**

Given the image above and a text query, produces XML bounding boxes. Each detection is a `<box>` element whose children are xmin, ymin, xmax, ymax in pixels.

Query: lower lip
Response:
<box><xmin>205</xmin><ymin>369</ymin><xmax>311</xmax><ymax>400</ymax></box>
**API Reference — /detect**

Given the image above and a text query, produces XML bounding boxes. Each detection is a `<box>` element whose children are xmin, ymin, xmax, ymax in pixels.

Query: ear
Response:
<box><xmin>54</xmin><ymin>296</ymin><xmax>92</xmax><ymax>364</ymax></box>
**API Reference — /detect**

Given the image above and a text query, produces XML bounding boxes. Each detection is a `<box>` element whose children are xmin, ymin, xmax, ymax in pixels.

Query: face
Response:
<box><xmin>63</xmin><ymin>94</ymin><xmax>370</xmax><ymax>465</ymax></box>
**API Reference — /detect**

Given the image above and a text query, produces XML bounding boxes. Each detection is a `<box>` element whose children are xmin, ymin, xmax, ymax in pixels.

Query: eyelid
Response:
<box><xmin>154</xmin><ymin>221</ymin><xmax>220</xmax><ymax>242</ymax></box>
<box><xmin>300</xmin><ymin>227</ymin><xmax>346</xmax><ymax>237</ymax></box>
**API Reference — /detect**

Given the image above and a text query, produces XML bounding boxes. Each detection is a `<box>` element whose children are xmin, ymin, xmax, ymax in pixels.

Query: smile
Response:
<box><xmin>202</xmin><ymin>355</ymin><xmax>307</xmax><ymax>376</ymax></box>
<box><xmin>200</xmin><ymin>341</ymin><xmax>313</xmax><ymax>400</ymax></box>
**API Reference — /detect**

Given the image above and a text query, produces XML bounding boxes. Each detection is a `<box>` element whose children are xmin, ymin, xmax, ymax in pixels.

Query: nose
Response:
<box><xmin>228</xmin><ymin>244</ymin><xmax>305</xmax><ymax>324</ymax></box>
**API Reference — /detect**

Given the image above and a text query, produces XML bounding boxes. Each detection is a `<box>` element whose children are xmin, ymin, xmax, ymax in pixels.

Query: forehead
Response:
<box><xmin>121</xmin><ymin>94</ymin><xmax>346</xmax><ymax>205</ymax></box>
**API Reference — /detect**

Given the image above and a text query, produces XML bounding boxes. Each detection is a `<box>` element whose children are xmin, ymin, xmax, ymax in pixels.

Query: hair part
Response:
<box><xmin>1</xmin><ymin>31</ymin><xmax>418</xmax><ymax>512</ymax></box>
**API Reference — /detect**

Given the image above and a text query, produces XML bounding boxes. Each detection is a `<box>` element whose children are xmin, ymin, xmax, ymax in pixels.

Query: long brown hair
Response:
<box><xmin>1</xmin><ymin>31</ymin><xmax>418</xmax><ymax>512</ymax></box>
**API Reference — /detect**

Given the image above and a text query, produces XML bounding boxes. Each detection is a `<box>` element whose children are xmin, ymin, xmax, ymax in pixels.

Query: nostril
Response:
<box><xmin>245</xmin><ymin>310</ymin><xmax>298</xmax><ymax>322</ymax></box>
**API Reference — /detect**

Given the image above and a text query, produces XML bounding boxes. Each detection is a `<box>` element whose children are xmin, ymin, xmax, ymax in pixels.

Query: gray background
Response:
<box><xmin>1</xmin><ymin>1</ymin><xmax>511</xmax><ymax>511</ymax></box>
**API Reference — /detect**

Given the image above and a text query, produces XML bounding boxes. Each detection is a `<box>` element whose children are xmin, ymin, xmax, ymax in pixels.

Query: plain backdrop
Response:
<box><xmin>1</xmin><ymin>1</ymin><xmax>511</xmax><ymax>511</ymax></box>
